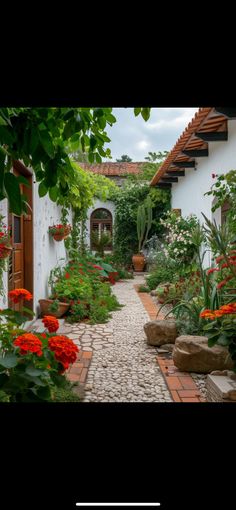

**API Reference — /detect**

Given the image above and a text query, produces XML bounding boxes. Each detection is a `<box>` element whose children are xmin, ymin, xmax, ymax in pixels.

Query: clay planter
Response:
<box><xmin>0</xmin><ymin>245</ymin><xmax>12</xmax><ymax>259</ymax></box>
<box><xmin>38</xmin><ymin>299</ymin><xmax>70</xmax><ymax>318</ymax></box>
<box><xmin>53</xmin><ymin>233</ymin><xmax>65</xmax><ymax>242</ymax></box>
<box><xmin>132</xmin><ymin>253</ymin><xmax>145</xmax><ymax>272</ymax></box>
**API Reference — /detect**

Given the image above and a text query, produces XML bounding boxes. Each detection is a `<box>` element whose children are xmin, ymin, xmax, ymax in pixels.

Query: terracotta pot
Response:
<box><xmin>132</xmin><ymin>253</ymin><xmax>145</xmax><ymax>272</ymax></box>
<box><xmin>38</xmin><ymin>299</ymin><xmax>70</xmax><ymax>318</ymax></box>
<box><xmin>0</xmin><ymin>245</ymin><xmax>12</xmax><ymax>259</ymax></box>
<box><xmin>53</xmin><ymin>233</ymin><xmax>65</xmax><ymax>242</ymax></box>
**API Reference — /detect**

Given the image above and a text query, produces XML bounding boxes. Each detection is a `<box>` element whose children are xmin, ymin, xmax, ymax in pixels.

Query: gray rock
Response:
<box><xmin>143</xmin><ymin>319</ymin><xmax>177</xmax><ymax>346</ymax></box>
<box><xmin>173</xmin><ymin>335</ymin><xmax>234</xmax><ymax>374</ymax></box>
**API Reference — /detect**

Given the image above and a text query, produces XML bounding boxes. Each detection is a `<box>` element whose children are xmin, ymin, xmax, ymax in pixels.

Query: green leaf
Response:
<box><xmin>106</xmin><ymin>113</ymin><xmax>116</xmax><ymax>124</ymax></box>
<box><xmin>0</xmin><ymin>354</ymin><xmax>18</xmax><ymax>368</ymax></box>
<box><xmin>36</xmin><ymin>385</ymin><xmax>52</xmax><ymax>400</ymax></box>
<box><xmin>95</xmin><ymin>153</ymin><xmax>102</xmax><ymax>163</ymax></box>
<box><xmin>0</xmin><ymin>126</ymin><xmax>15</xmax><ymax>145</ymax></box>
<box><xmin>217</xmin><ymin>334</ymin><xmax>229</xmax><ymax>346</ymax></box>
<box><xmin>22</xmin><ymin>306</ymin><xmax>34</xmax><ymax>316</ymax></box>
<box><xmin>25</xmin><ymin>366</ymin><xmax>45</xmax><ymax>377</ymax></box>
<box><xmin>38</xmin><ymin>180</ymin><xmax>48</xmax><ymax>197</ymax></box>
<box><xmin>134</xmin><ymin>107</ymin><xmax>141</xmax><ymax>117</ymax></box>
<box><xmin>0</xmin><ymin>116</ymin><xmax>7</xmax><ymax>125</ymax></box>
<box><xmin>208</xmin><ymin>334</ymin><xmax>219</xmax><ymax>347</ymax></box>
<box><xmin>90</xmin><ymin>135</ymin><xmax>97</xmax><ymax>151</ymax></box>
<box><xmin>88</xmin><ymin>152</ymin><xmax>95</xmax><ymax>163</ymax></box>
<box><xmin>39</xmin><ymin>130</ymin><xmax>55</xmax><ymax>158</ymax></box>
<box><xmin>4</xmin><ymin>172</ymin><xmax>22</xmax><ymax>215</ymax></box>
<box><xmin>141</xmin><ymin>108</ymin><xmax>151</xmax><ymax>121</ymax></box>
<box><xmin>49</xmin><ymin>186</ymin><xmax>58</xmax><ymax>202</ymax></box>
<box><xmin>29</xmin><ymin>127</ymin><xmax>39</xmax><ymax>154</ymax></box>
<box><xmin>16</xmin><ymin>175</ymin><xmax>30</xmax><ymax>188</ymax></box>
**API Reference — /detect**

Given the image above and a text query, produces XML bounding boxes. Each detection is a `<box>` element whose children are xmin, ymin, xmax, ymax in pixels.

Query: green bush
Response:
<box><xmin>138</xmin><ymin>285</ymin><xmax>150</xmax><ymax>293</ymax></box>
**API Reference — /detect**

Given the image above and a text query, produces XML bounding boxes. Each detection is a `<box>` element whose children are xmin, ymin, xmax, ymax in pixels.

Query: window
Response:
<box><xmin>90</xmin><ymin>208</ymin><xmax>112</xmax><ymax>250</ymax></box>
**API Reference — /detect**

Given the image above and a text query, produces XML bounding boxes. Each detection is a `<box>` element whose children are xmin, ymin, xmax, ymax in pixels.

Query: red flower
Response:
<box><xmin>9</xmin><ymin>288</ymin><xmax>33</xmax><ymax>303</ymax></box>
<box><xmin>207</xmin><ymin>267</ymin><xmax>219</xmax><ymax>275</ymax></box>
<box><xmin>48</xmin><ymin>335</ymin><xmax>79</xmax><ymax>372</ymax></box>
<box><xmin>92</xmin><ymin>265</ymin><xmax>103</xmax><ymax>270</ymax></box>
<box><xmin>42</xmin><ymin>315</ymin><xmax>59</xmax><ymax>333</ymax></box>
<box><xmin>65</xmin><ymin>272</ymin><xmax>70</xmax><ymax>279</ymax></box>
<box><xmin>13</xmin><ymin>333</ymin><xmax>43</xmax><ymax>356</ymax></box>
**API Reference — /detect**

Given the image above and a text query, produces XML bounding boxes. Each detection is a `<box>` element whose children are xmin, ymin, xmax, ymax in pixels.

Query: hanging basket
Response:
<box><xmin>0</xmin><ymin>245</ymin><xmax>12</xmax><ymax>259</ymax></box>
<box><xmin>53</xmin><ymin>233</ymin><xmax>66</xmax><ymax>242</ymax></box>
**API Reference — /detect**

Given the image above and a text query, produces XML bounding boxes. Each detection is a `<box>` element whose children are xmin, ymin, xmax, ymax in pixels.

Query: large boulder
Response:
<box><xmin>173</xmin><ymin>335</ymin><xmax>234</xmax><ymax>373</ymax></box>
<box><xmin>144</xmin><ymin>319</ymin><xmax>177</xmax><ymax>346</ymax></box>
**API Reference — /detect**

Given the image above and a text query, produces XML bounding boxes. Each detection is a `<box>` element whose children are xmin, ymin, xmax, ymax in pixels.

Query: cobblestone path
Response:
<box><xmin>81</xmin><ymin>275</ymin><xmax>172</xmax><ymax>402</ymax></box>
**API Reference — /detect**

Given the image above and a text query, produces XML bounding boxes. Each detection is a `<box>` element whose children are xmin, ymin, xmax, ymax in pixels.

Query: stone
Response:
<box><xmin>173</xmin><ymin>335</ymin><xmax>234</xmax><ymax>374</ymax></box>
<box><xmin>157</xmin><ymin>344</ymin><xmax>174</xmax><ymax>353</ymax></box>
<box><xmin>206</xmin><ymin>374</ymin><xmax>236</xmax><ymax>401</ymax></box>
<box><xmin>143</xmin><ymin>319</ymin><xmax>177</xmax><ymax>346</ymax></box>
<box><xmin>85</xmin><ymin>384</ymin><xmax>93</xmax><ymax>391</ymax></box>
<box><xmin>150</xmin><ymin>290</ymin><xmax>158</xmax><ymax>296</ymax></box>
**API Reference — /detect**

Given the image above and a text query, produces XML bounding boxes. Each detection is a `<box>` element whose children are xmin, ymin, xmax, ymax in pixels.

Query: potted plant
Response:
<box><xmin>38</xmin><ymin>266</ymin><xmax>70</xmax><ymax>318</ymax></box>
<box><xmin>48</xmin><ymin>224</ymin><xmax>71</xmax><ymax>242</ymax></box>
<box><xmin>132</xmin><ymin>196</ymin><xmax>153</xmax><ymax>272</ymax></box>
<box><xmin>0</xmin><ymin>216</ymin><xmax>12</xmax><ymax>259</ymax></box>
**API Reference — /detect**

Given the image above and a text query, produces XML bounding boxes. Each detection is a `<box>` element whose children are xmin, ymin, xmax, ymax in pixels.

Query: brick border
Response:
<box><xmin>135</xmin><ymin>285</ymin><xmax>206</xmax><ymax>402</ymax></box>
<box><xmin>67</xmin><ymin>350</ymin><xmax>92</xmax><ymax>399</ymax></box>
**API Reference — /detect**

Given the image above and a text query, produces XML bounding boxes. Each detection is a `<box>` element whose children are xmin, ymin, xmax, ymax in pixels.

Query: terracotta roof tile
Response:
<box><xmin>79</xmin><ymin>162</ymin><xmax>143</xmax><ymax>176</ymax></box>
<box><xmin>150</xmin><ymin>107</ymin><xmax>227</xmax><ymax>185</ymax></box>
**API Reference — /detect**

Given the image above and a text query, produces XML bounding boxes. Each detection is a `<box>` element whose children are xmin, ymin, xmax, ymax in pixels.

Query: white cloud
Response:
<box><xmin>136</xmin><ymin>140</ymin><xmax>150</xmax><ymax>150</ymax></box>
<box><xmin>104</xmin><ymin>107</ymin><xmax>199</xmax><ymax>161</ymax></box>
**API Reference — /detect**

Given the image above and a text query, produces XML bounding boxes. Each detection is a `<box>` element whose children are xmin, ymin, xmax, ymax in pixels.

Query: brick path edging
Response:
<box><xmin>67</xmin><ymin>350</ymin><xmax>92</xmax><ymax>399</ymax></box>
<box><xmin>135</xmin><ymin>285</ymin><xmax>206</xmax><ymax>403</ymax></box>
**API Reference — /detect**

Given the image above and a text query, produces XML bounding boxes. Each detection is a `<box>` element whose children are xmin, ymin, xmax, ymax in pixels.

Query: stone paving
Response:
<box><xmin>83</xmin><ymin>275</ymin><xmax>172</xmax><ymax>402</ymax></box>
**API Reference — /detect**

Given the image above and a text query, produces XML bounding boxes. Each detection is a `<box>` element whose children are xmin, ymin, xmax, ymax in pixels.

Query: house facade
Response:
<box><xmin>150</xmin><ymin>108</ymin><xmax>236</xmax><ymax>264</ymax></box>
<box><xmin>0</xmin><ymin>160</ymin><xmax>72</xmax><ymax>314</ymax></box>
<box><xmin>79</xmin><ymin>162</ymin><xmax>142</xmax><ymax>251</ymax></box>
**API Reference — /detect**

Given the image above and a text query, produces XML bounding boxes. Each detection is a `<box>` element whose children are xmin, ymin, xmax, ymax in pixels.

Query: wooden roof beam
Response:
<box><xmin>174</xmin><ymin>160</ymin><xmax>195</xmax><ymax>168</ymax></box>
<box><xmin>160</xmin><ymin>176</ymin><xmax>178</xmax><ymax>183</ymax></box>
<box><xmin>195</xmin><ymin>131</ymin><xmax>228</xmax><ymax>142</ymax></box>
<box><xmin>182</xmin><ymin>148</ymin><xmax>208</xmax><ymax>158</ymax></box>
<box><xmin>214</xmin><ymin>108</ymin><xmax>236</xmax><ymax>119</ymax></box>
<box><xmin>166</xmin><ymin>170</ymin><xmax>185</xmax><ymax>177</ymax></box>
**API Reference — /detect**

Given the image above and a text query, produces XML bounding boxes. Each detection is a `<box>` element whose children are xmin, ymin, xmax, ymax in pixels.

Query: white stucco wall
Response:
<box><xmin>171</xmin><ymin>119</ymin><xmax>236</xmax><ymax>265</ymax></box>
<box><xmin>0</xmin><ymin>182</ymin><xmax>72</xmax><ymax>314</ymax></box>
<box><xmin>171</xmin><ymin>119</ymin><xmax>236</xmax><ymax>220</ymax></box>
<box><xmin>33</xmin><ymin>182</ymin><xmax>72</xmax><ymax>316</ymax></box>
<box><xmin>85</xmin><ymin>199</ymin><xmax>116</xmax><ymax>250</ymax></box>
<box><xmin>0</xmin><ymin>199</ymin><xmax>9</xmax><ymax>309</ymax></box>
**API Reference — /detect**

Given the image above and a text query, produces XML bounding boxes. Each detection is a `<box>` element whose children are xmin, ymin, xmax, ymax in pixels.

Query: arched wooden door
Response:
<box><xmin>8</xmin><ymin>162</ymin><xmax>33</xmax><ymax>311</ymax></box>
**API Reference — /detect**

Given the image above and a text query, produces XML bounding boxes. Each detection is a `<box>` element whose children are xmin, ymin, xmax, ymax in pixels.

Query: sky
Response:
<box><xmin>104</xmin><ymin>108</ymin><xmax>199</xmax><ymax>162</ymax></box>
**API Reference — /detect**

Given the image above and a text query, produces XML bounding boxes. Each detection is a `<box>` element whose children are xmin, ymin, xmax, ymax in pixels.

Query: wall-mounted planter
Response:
<box><xmin>0</xmin><ymin>245</ymin><xmax>12</xmax><ymax>259</ymax></box>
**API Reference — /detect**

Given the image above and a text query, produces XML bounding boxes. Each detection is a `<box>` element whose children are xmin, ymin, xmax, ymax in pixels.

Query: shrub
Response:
<box><xmin>138</xmin><ymin>285</ymin><xmax>150</xmax><ymax>293</ymax></box>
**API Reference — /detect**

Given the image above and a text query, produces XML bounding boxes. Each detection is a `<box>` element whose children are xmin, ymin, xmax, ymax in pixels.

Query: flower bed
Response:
<box><xmin>0</xmin><ymin>289</ymin><xmax>79</xmax><ymax>402</ymax></box>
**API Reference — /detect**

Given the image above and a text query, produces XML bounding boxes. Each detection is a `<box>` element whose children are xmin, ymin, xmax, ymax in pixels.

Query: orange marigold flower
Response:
<box><xmin>13</xmin><ymin>333</ymin><xmax>43</xmax><ymax>356</ymax></box>
<box><xmin>42</xmin><ymin>315</ymin><xmax>59</xmax><ymax>333</ymax></box>
<box><xmin>220</xmin><ymin>303</ymin><xmax>236</xmax><ymax>314</ymax></box>
<box><xmin>9</xmin><ymin>288</ymin><xmax>33</xmax><ymax>303</ymax></box>
<box><xmin>214</xmin><ymin>310</ymin><xmax>224</xmax><ymax>318</ymax></box>
<box><xmin>200</xmin><ymin>309</ymin><xmax>216</xmax><ymax>319</ymax></box>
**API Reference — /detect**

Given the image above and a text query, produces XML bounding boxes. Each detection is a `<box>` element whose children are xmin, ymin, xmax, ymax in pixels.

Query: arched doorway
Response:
<box><xmin>90</xmin><ymin>208</ymin><xmax>112</xmax><ymax>250</ymax></box>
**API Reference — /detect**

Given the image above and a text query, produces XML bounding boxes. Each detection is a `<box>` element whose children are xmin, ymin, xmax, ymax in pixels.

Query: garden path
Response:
<box><xmin>79</xmin><ymin>275</ymin><xmax>172</xmax><ymax>402</ymax></box>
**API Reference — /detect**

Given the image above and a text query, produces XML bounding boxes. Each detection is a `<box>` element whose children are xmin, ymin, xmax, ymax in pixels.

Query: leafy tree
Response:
<box><xmin>144</xmin><ymin>151</ymin><xmax>169</xmax><ymax>162</ymax></box>
<box><xmin>116</xmin><ymin>155</ymin><xmax>132</xmax><ymax>162</ymax></box>
<box><xmin>111</xmin><ymin>182</ymin><xmax>170</xmax><ymax>265</ymax></box>
<box><xmin>127</xmin><ymin>150</ymin><xmax>169</xmax><ymax>183</ymax></box>
<box><xmin>0</xmin><ymin>107</ymin><xmax>151</xmax><ymax>215</ymax></box>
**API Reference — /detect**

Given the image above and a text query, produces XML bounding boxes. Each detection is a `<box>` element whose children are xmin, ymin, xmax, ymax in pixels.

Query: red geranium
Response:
<box><xmin>48</xmin><ymin>335</ymin><xmax>79</xmax><ymax>372</ymax></box>
<box><xmin>9</xmin><ymin>288</ymin><xmax>33</xmax><ymax>303</ymax></box>
<box><xmin>42</xmin><ymin>315</ymin><xmax>59</xmax><ymax>333</ymax></box>
<box><xmin>13</xmin><ymin>333</ymin><xmax>43</xmax><ymax>357</ymax></box>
